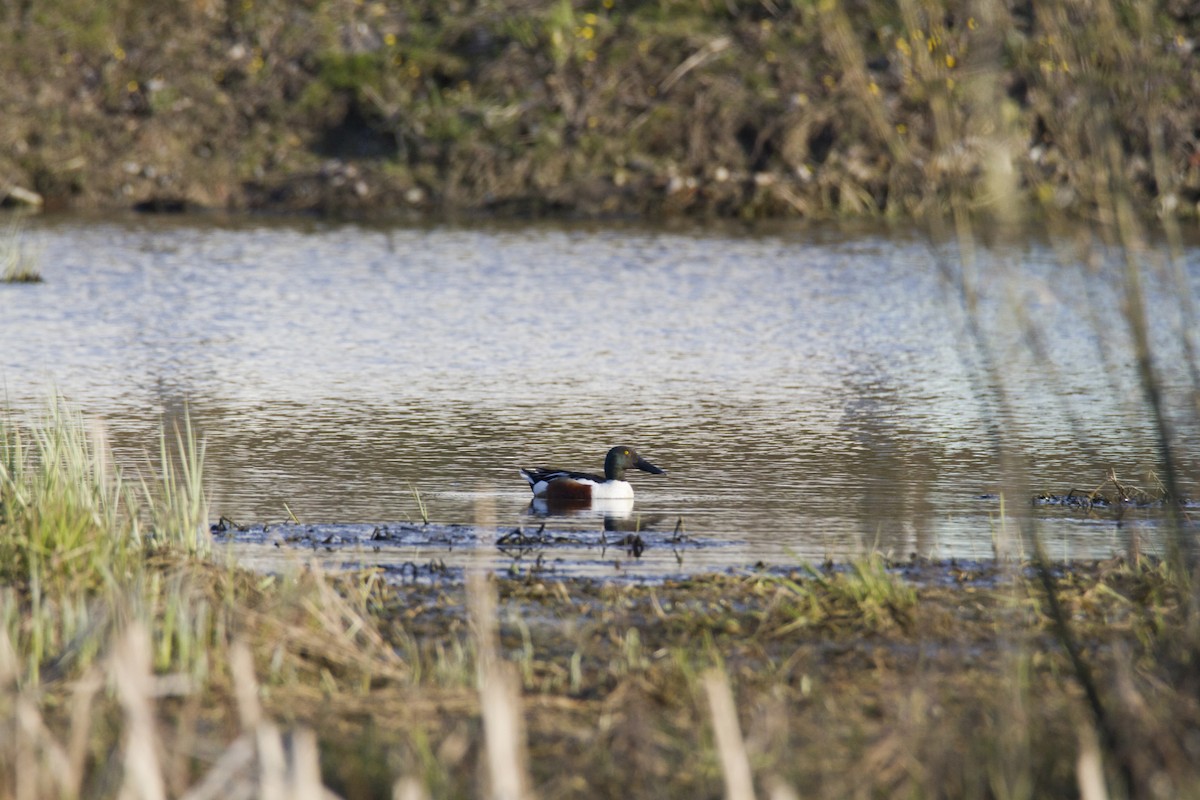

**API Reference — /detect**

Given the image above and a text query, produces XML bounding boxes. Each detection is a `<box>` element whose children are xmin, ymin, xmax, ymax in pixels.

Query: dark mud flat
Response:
<box><xmin>280</xmin><ymin>554</ymin><xmax>1200</xmax><ymax>798</ymax></box>
<box><xmin>212</xmin><ymin>518</ymin><xmax>731</xmax><ymax>583</ymax></box>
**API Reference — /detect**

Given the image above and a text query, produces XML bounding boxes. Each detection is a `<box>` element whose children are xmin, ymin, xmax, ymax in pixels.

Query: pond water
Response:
<box><xmin>3</xmin><ymin>215</ymin><xmax>1199</xmax><ymax>579</ymax></box>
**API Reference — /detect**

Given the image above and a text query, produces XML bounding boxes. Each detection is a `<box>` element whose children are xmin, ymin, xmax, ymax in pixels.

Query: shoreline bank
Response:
<box><xmin>2</xmin><ymin>0</ymin><xmax>1198</xmax><ymax>223</ymax></box>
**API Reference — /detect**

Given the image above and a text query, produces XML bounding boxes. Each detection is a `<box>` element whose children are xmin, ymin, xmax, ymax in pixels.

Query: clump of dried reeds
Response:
<box><xmin>0</xmin><ymin>400</ymin><xmax>365</xmax><ymax>798</ymax></box>
<box><xmin>0</xmin><ymin>217</ymin><xmax>41</xmax><ymax>284</ymax></box>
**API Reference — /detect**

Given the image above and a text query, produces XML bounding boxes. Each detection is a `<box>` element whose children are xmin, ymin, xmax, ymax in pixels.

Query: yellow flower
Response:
<box><xmin>384</xmin><ymin>33</ymin><xmax>396</xmax><ymax>47</ymax></box>
<box><xmin>945</xmin><ymin>54</ymin><xmax>956</xmax><ymax>68</ymax></box>
<box><xmin>583</xmin><ymin>12</ymin><xmax>598</xmax><ymax>25</ymax></box>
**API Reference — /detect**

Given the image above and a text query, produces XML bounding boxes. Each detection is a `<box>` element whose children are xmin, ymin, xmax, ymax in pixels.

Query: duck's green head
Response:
<box><xmin>604</xmin><ymin>446</ymin><xmax>666</xmax><ymax>481</ymax></box>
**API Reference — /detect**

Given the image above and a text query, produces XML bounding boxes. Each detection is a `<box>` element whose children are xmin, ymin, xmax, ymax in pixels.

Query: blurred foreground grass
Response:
<box><xmin>2</xmin><ymin>402</ymin><xmax>1200</xmax><ymax>798</ymax></box>
<box><xmin>3</xmin><ymin>0</ymin><xmax>1200</xmax><ymax>795</ymax></box>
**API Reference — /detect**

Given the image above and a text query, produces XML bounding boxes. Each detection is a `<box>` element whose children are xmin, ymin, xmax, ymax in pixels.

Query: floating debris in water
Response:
<box><xmin>1030</xmin><ymin>471</ymin><xmax>1181</xmax><ymax>511</ymax></box>
<box><xmin>210</xmin><ymin>516</ymin><xmax>249</xmax><ymax>534</ymax></box>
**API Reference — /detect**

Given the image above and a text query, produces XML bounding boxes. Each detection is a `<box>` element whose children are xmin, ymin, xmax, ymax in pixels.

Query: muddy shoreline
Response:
<box><xmin>277</xmin><ymin>556</ymin><xmax>1200</xmax><ymax>797</ymax></box>
<box><xmin>2</xmin><ymin>1</ymin><xmax>1198</xmax><ymax>222</ymax></box>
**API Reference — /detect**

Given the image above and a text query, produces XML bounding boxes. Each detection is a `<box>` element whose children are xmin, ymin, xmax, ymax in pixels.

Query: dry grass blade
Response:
<box><xmin>178</xmin><ymin>735</ymin><xmax>256</xmax><ymax>800</ymax></box>
<box><xmin>469</xmin><ymin>570</ymin><xmax>534</xmax><ymax>800</ymax></box>
<box><xmin>409</xmin><ymin>483</ymin><xmax>429</xmax><ymax>525</ymax></box>
<box><xmin>659</xmin><ymin>36</ymin><xmax>731</xmax><ymax>94</ymax></box>
<box><xmin>703</xmin><ymin>668</ymin><xmax>757</xmax><ymax>800</ymax></box>
<box><xmin>764</xmin><ymin>776</ymin><xmax>801</xmax><ymax>800</ymax></box>
<box><xmin>230</xmin><ymin>641</ymin><xmax>262</xmax><ymax>730</ymax></box>
<box><xmin>1077</xmin><ymin>724</ymin><xmax>1109</xmax><ymax>800</ymax></box>
<box><xmin>288</xmin><ymin>728</ymin><xmax>325</xmax><ymax>800</ymax></box>
<box><xmin>15</xmin><ymin>698</ymin><xmax>73</xmax><ymax>799</ymax></box>
<box><xmin>225</xmin><ymin>639</ymin><xmax>337</xmax><ymax>800</ymax></box>
<box><xmin>0</xmin><ymin>626</ymin><xmax>16</xmax><ymax>687</ymax></box>
<box><xmin>112</xmin><ymin>623</ymin><xmax>166</xmax><ymax>800</ymax></box>
<box><xmin>308</xmin><ymin>567</ymin><xmax>410</xmax><ymax>678</ymax></box>
<box><xmin>257</xmin><ymin>722</ymin><xmax>288</xmax><ymax>800</ymax></box>
<box><xmin>394</xmin><ymin>776</ymin><xmax>431</xmax><ymax>800</ymax></box>
<box><xmin>67</xmin><ymin>667</ymin><xmax>102</xmax><ymax>795</ymax></box>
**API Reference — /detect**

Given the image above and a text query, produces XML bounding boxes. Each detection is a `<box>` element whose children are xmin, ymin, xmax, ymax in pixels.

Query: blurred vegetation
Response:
<box><xmin>3</xmin><ymin>402</ymin><xmax>1200</xmax><ymax>797</ymax></box>
<box><xmin>0</xmin><ymin>0</ymin><xmax>1196</xmax><ymax>219</ymax></box>
<box><xmin>3</xmin><ymin>1</ymin><xmax>1199</xmax><ymax>795</ymax></box>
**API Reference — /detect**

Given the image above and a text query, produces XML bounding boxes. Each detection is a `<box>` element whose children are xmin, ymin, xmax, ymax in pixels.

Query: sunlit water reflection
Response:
<box><xmin>3</xmin><ymin>215</ymin><xmax>1198</xmax><ymax>578</ymax></box>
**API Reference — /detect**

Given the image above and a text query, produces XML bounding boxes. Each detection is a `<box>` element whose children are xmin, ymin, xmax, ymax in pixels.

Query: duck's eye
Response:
<box><xmin>624</xmin><ymin>449</ymin><xmax>630</xmax><ymax>455</ymax></box>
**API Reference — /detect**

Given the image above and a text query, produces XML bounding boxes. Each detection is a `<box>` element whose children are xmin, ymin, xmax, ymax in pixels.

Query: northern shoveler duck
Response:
<box><xmin>520</xmin><ymin>446</ymin><xmax>666</xmax><ymax>502</ymax></box>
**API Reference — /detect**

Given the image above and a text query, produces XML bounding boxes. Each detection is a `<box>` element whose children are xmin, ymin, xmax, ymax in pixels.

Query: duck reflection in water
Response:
<box><xmin>527</xmin><ymin>495</ymin><xmax>647</xmax><ymax>532</ymax></box>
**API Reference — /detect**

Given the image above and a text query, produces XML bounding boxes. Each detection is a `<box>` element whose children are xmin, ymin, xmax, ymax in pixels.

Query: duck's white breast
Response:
<box><xmin>589</xmin><ymin>480</ymin><xmax>634</xmax><ymax>500</ymax></box>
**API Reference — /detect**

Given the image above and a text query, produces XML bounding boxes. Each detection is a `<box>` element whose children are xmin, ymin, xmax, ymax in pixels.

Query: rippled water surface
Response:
<box><xmin>3</xmin><ymin>215</ymin><xmax>1199</xmax><ymax>577</ymax></box>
